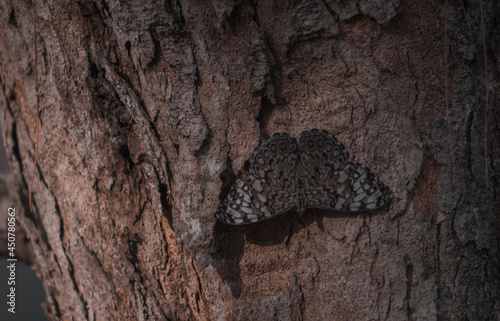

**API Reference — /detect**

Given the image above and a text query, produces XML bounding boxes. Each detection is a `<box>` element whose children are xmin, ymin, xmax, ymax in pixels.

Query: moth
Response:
<box><xmin>216</xmin><ymin>129</ymin><xmax>392</xmax><ymax>224</ymax></box>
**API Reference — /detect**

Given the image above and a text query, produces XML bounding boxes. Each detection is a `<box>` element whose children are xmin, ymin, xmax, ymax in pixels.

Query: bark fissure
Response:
<box><xmin>66</xmin><ymin>251</ymin><xmax>91</xmax><ymax>320</ymax></box>
<box><xmin>404</xmin><ymin>254</ymin><xmax>414</xmax><ymax>320</ymax></box>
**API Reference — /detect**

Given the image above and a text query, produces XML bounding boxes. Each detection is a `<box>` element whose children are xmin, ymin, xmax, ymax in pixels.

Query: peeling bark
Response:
<box><xmin>0</xmin><ymin>0</ymin><xmax>498</xmax><ymax>320</ymax></box>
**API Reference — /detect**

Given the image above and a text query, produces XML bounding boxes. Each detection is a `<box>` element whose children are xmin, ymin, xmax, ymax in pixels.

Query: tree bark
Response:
<box><xmin>0</xmin><ymin>0</ymin><xmax>499</xmax><ymax>320</ymax></box>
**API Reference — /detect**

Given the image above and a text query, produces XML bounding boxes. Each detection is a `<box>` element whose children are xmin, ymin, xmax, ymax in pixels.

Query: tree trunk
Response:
<box><xmin>1</xmin><ymin>0</ymin><xmax>499</xmax><ymax>320</ymax></box>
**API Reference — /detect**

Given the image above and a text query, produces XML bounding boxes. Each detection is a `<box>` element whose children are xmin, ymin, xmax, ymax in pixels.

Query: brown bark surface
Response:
<box><xmin>0</xmin><ymin>0</ymin><xmax>499</xmax><ymax>320</ymax></box>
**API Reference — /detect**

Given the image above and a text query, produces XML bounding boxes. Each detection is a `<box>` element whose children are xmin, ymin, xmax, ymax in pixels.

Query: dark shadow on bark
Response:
<box><xmin>211</xmin><ymin>203</ymin><xmax>391</xmax><ymax>300</ymax></box>
<box><xmin>210</xmin><ymin>221</ymin><xmax>246</xmax><ymax>298</ymax></box>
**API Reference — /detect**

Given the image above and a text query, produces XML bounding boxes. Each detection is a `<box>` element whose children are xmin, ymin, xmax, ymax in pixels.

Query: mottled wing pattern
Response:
<box><xmin>330</xmin><ymin>162</ymin><xmax>392</xmax><ymax>210</ymax></box>
<box><xmin>298</xmin><ymin>129</ymin><xmax>349</xmax><ymax>190</ymax></box>
<box><xmin>250</xmin><ymin>133</ymin><xmax>298</xmax><ymax>193</ymax></box>
<box><xmin>216</xmin><ymin>133</ymin><xmax>299</xmax><ymax>224</ymax></box>
<box><xmin>307</xmin><ymin>162</ymin><xmax>392</xmax><ymax>211</ymax></box>
<box><xmin>215</xmin><ymin>173</ymin><xmax>296</xmax><ymax>225</ymax></box>
<box><xmin>299</xmin><ymin>129</ymin><xmax>392</xmax><ymax>211</ymax></box>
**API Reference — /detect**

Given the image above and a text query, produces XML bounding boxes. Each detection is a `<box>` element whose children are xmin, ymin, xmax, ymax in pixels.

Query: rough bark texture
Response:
<box><xmin>0</xmin><ymin>0</ymin><xmax>499</xmax><ymax>320</ymax></box>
